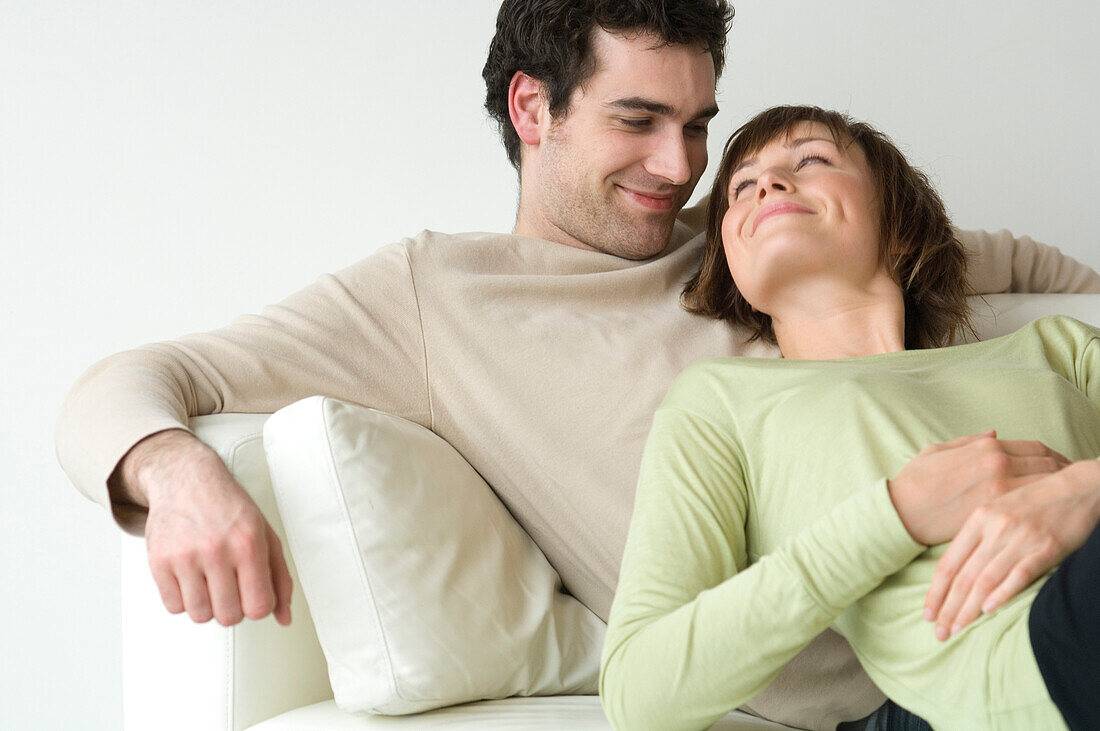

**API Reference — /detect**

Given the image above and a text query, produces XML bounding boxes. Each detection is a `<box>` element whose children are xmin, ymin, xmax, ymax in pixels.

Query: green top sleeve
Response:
<box><xmin>600</xmin><ymin>402</ymin><xmax>923</xmax><ymax>730</ymax></box>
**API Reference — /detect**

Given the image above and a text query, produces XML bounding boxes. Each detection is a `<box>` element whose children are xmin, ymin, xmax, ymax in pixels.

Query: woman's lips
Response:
<box><xmin>751</xmin><ymin>201</ymin><xmax>814</xmax><ymax>234</ymax></box>
<box><xmin>618</xmin><ymin>185</ymin><xmax>676</xmax><ymax>211</ymax></box>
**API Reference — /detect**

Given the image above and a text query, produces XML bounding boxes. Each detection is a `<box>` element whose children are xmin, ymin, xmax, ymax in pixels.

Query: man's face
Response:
<box><xmin>517</xmin><ymin>30</ymin><xmax>718</xmax><ymax>259</ymax></box>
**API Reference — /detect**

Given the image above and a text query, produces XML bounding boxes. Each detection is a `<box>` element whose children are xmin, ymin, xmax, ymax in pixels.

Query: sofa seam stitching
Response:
<box><xmin>224</xmin><ymin>439</ymin><xmax>246</xmax><ymax>731</ymax></box>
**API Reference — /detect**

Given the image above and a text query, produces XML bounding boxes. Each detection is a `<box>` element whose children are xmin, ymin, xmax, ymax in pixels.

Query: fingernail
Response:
<box><xmin>951</xmin><ymin>624</ymin><xmax>962</xmax><ymax>637</ymax></box>
<box><xmin>935</xmin><ymin>626</ymin><xmax>949</xmax><ymax>642</ymax></box>
<box><xmin>923</xmin><ymin>608</ymin><xmax>934</xmax><ymax>621</ymax></box>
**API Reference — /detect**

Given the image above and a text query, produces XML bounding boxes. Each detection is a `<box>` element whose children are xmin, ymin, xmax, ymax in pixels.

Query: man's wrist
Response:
<box><xmin>110</xmin><ymin>428</ymin><xmax>201</xmax><ymax>507</ymax></box>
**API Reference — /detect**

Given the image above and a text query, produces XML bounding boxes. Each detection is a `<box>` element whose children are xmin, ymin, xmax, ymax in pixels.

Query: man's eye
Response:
<box><xmin>620</xmin><ymin>118</ymin><xmax>651</xmax><ymax>129</ymax></box>
<box><xmin>686</xmin><ymin>124</ymin><xmax>709</xmax><ymax>137</ymax></box>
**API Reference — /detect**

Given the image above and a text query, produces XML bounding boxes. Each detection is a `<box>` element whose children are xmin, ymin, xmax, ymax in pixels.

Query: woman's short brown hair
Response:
<box><xmin>682</xmin><ymin>105</ymin><xmax>973</xmax><ymax>350</ymax></box>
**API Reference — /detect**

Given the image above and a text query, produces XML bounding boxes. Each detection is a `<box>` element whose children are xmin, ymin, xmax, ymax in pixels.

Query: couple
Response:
<box><xmin>56</xmin><ymin>1</ymin><xmax>1099</xmax><ymax>729</ymax></box>
<box><xmin>602</xmin><ymin>105</ymin><xmax>1100</xmax><ymax>730</ymax></box>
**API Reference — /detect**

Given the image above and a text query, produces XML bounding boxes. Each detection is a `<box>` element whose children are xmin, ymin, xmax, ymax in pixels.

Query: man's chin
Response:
<box><xmin>611</xmin><ymin>222</ymin><xmax>676</xmax><ymax>260</ymax></box>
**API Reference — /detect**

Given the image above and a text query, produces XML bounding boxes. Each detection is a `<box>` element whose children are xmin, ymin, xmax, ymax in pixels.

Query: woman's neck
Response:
<box><xmin>770</xmin><ymin>280</ymin><xmax>907</xmax><ymax>360</ymax></box>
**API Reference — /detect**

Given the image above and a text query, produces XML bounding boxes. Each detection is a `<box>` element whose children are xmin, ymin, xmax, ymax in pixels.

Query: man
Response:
<box><xmin>56</xmin><ymin>1</ymin><xmax>1100</xmax><ymax>728</ymax></box>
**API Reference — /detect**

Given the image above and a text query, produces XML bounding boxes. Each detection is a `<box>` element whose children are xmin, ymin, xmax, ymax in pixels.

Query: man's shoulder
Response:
<box><xmin>400</xmin><ymin>230</ymin><xmax>524</xmax><ymax>256</ymax></box>
<box><xmin>336</xmin><ymin>231</ymin><xmax>519</xmax><ymax>277</ymax></box>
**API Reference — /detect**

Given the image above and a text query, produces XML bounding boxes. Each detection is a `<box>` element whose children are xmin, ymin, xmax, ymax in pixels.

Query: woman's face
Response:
<box><xmin>720</xmin><ymin>121</ymin><xmax>890</xmax><ymax>314</ymax></box>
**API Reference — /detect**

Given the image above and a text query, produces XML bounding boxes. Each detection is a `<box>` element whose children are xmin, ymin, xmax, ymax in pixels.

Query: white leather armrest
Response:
<box><xmin>122</xmin><ymin>414</ymin><xmax>331</xmax><ymax>731</ymax></box>
<box><xmin>967</xmin><ymin>292</ymin><xmax>1100</xmax><ymax>339</ymax></box>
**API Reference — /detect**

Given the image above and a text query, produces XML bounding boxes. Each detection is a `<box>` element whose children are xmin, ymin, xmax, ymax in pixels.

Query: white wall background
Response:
<box><xmin>2</xmin><ymin>1</ymin><xmax>1098</xmax><ymax>728</ymax></box>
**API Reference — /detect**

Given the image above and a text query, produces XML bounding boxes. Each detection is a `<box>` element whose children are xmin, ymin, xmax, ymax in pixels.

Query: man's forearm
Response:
<box><xmin>959</xmin><ymin>229</ymin><xmax>1100</xmax><ymax>295</ymax></box>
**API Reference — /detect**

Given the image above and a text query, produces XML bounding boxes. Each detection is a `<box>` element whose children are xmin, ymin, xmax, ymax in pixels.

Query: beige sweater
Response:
<box><xmin>55</xmin><ymin>217</ymin><xmax>1100</xmax><ymax>729</ymax></box>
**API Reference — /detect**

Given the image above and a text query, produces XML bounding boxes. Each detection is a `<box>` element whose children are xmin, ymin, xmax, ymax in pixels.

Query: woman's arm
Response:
<box><xmin>599</xmin><ymin>405</ymin><xmax>924</xmax><ymax>731</ymax></box>
<box><xmin>926</xmin><ymin>318</ymin><xmax>1100</xmax><ymax>637</ymax></box>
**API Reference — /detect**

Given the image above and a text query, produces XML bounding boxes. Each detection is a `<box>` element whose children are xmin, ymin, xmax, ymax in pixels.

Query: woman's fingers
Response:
<box><xmin>927</xmin><ymin>509</ymin><xmax>1005</xmax><ymax>640</ymax></box>
<box><xmin>994</xmin><ymin>439</ymin><xmax>1071</xmax><ymax>465</ymax></box>
<box><xmin>933</xmin><ymin>538</ymin><xmax>1051</xmax><ymax>640</ymax></box>
<box><xmin>924</xmin><ymin>521</ymin><xmax>981</xmax><ymax>621</ymax></box>
<box><xmin>939</xmin><ymin>543</ymin><xmax>1016</xmax><ymax>638</ymax></box>
<box><xmin>980</xmin><ymin>560</ymin><xmax>1045</xmax><ymax>614</ymax></box>
<box><xmin>921</xmin><ymin>430</ymin><xmax>995</xmax><ymax>455</ymax></box>
<box><xmin>1004</xmin><ymin>455</ymin><xmax>1065</xmax><ymax>478</ymax></box>
<box><xmin>926</xmin><ymin>468</ymin><xmax>1090</xmax><ymax>639</ymax></box>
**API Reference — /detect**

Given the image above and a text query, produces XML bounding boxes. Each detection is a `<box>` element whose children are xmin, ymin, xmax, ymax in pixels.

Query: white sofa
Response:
<box><xmin>120</xmin><ymin>294</ymin><xmax>1100</xmax><ymax>731</ymax></box>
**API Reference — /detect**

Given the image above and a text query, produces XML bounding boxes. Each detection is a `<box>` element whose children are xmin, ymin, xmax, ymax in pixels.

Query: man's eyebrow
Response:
<box><xmin>729</xmin><ymin>136</ymin><xmax>838</xmax><ymax>179</ymax></box>
<box><xmin>605</xmin><ymin>97</ymin><xmax>720</xmax><ymax>121</ymax></box>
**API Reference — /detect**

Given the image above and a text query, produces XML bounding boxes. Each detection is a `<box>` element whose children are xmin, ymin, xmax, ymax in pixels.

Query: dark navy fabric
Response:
<box><xmin>1029</xmin><ymin>523</ymin><xmax>1100</xmax><ymax>731</ymax></box>
<box><xmin>835</xmin><ymin>700</ymin><xmax>933</xmax><ymax>731</ymax></box>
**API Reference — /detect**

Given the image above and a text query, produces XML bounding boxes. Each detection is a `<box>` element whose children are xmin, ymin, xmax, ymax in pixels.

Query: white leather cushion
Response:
<box><xmin>263</xmin><ymin>396</ymin><xmax>606</xmax><ymax>715</ymax></box>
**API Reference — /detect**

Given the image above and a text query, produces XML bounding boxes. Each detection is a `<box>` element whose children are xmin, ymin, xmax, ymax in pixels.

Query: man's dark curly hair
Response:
<box><xmin>482</xmin><ymin>0</ymin><xmax>734</xmax><ymax>169</ymax></box>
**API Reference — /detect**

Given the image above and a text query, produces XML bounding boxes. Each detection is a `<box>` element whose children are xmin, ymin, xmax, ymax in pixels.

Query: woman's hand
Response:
<box><xmin>887</xmin><ymin>431</ymin><xmax>1070</xmax><ymax>546</ymax></box>
<box><xmin>924</xmin><ymin>459</ymin><xmax>1100</xmax><ymax>641</ymax></box>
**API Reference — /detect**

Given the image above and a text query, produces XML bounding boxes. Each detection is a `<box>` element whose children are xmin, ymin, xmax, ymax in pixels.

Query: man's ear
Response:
<box><xmin>508</xmin><ymin>71</ymin><xmax>547</xmax><ymax>147</ymax></box>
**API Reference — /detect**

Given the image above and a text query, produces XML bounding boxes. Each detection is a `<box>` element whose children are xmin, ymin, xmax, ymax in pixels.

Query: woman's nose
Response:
<box><xmin>756</xmin><ymin>168</ymin><xmax>792</xmax><ymax>200</ymax></box>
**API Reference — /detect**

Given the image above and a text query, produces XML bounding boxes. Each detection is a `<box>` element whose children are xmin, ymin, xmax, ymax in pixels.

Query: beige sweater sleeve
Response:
<box><xmin>958</xmin><ymin>228</ymin><xmax>1100</xmax><ymax>294</ymax></box>
<box><xmin>55</xmin><ymin>242</ymin><xmax>430</xmax><ymax>533</ymax></box>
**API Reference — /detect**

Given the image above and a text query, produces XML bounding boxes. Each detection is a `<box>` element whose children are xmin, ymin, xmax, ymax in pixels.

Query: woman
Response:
<box><xmin>600</xmin><ymin>106</ymin><xmax>1100</xmax><ymax>730</ymax></box>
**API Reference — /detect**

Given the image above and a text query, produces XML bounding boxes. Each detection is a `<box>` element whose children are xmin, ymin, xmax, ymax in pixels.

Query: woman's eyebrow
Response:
<box><xmin>786</xmin><ymin>135</ymin><xmax>836</xmax><ymax>149</ymax></box>
<box><xmin>729</xmin><ymin>158</ymin><xmax>757</xmax><ymax>179</ymax></box>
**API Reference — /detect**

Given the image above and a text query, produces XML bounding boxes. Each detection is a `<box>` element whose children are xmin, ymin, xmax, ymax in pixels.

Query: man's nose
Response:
<box><xmin>756</xmin><ymin>168</ymin><xmax>792</xmax><ymax>200</ymax></box>
<box><xmin>644</xmin><ymin>131</ymin><xmax>692</xmax><ymax>186</ymax></box>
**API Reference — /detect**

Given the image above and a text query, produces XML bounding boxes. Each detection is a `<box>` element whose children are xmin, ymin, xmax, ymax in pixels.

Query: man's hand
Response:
<box><xmin>887</xmin><ymin>431</ymin><xmax>1070</xmax><ymax>546</ymax></box>
<box><xmin>112</xmin><ymin>429</ymin><xmax>293</xmax><ymax>626</ymax></box>
<box><xmin>924</xmin><ymin>458</ymin><xmax>1100</xmax><ymax>641</ymax></box>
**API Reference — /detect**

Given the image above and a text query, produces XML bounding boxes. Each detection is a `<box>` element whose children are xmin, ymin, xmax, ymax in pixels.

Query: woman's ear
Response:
<box><xmin>508</xmin><ymin>71</ymin><xmax>547</xmax><ymax>147</ymax></box>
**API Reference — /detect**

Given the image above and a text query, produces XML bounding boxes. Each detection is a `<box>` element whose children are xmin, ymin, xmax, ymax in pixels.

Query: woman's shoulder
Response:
<box><xmin>996</xmin><ymin>314</ymin><xmax>1100</xmax><ymax>351</ymax></box>
<box><xmin>1025</xmin><ymin>313</ymin><xmax>1100</xmax><ymax>336</ymax></box>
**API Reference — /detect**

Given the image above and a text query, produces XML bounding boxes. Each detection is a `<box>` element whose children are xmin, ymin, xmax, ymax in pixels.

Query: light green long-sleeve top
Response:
<box><xmin>602</xmin><ymin>315</ymin><xmax>1100</xmax><ymax>730</ymax></box>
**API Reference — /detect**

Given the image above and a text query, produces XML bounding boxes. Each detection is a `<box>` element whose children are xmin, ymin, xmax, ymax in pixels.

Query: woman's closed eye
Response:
<box><xmin>796</xmin><ymin>154</ymin><xmax>831</xmax><ymax>169</ymax></box>
<box><xmin>732</xmin><ymin>178</ymin><xmax>755</xmax><ymax>199</ymax></box>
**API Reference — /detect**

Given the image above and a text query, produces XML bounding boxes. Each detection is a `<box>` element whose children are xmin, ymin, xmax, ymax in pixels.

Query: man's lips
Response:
<box><xmin>617</xmin><ymin>185</ymin><xmax>677</xmax><ymax>211</ymax></box>
<box><xmin>751</xmin><ymin>201</ymin><xmax>814</xmax><ymax>235</ymax></box>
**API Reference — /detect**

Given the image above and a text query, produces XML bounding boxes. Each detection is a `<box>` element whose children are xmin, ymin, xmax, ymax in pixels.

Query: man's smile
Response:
<box><xmin>617</xmin><ymin>184</ymin><xmax>677</xmax><ymax>211</ymax></box>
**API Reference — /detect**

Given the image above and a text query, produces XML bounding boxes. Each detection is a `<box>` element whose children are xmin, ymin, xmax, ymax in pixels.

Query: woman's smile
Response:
<box><xmin>750</xmin><ymin>200</ymin><xmax>815</xmax><ymax>235</ymax></box>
